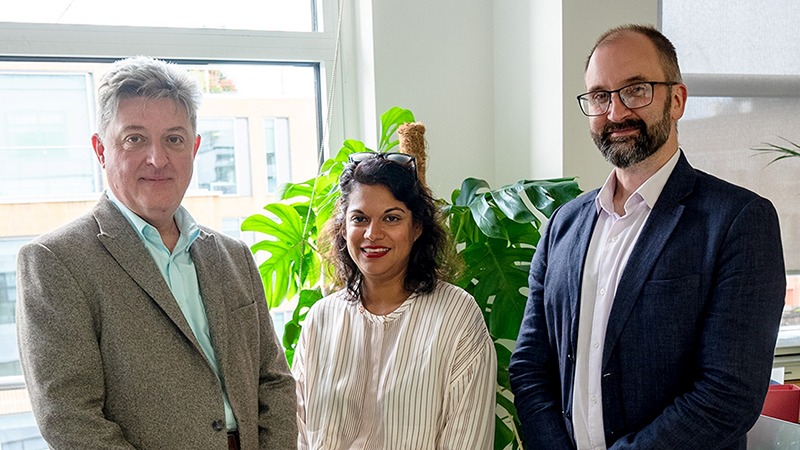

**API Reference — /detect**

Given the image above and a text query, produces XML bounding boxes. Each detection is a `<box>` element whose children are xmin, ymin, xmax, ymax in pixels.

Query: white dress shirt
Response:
<box><xmin>293</xmin><ymin>281</ymin><xmax>496</xmax><ymax>450</ymax></box>
<box><xmin>572</xmin><ymin>150</ymin><xmax>681</xmax><ymax>450</ymax></box>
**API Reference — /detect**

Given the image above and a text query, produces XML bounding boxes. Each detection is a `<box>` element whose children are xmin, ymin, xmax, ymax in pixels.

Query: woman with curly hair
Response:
<box><xmin>293</xmin><ymin>152</ymin><xmax>495</xmax><ymax>449</ymax></box>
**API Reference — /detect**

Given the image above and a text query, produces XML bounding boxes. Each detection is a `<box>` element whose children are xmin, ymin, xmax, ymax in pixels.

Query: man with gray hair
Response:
<box><xmin>16</xmin><ymin>56</ymin><xmax>297</xmax><ymax>450</ymax></box>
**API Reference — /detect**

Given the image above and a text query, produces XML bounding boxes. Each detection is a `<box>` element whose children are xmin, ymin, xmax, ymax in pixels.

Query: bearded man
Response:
<box><xmin>508</xmin><ymin>25</ymin><xmax>785</xmax><ymax>450</ymax></box>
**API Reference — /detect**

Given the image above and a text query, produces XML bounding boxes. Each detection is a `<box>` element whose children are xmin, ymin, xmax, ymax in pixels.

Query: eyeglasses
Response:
<box><xmin>348</xmin><ymin>152</ymin><xmax>417</xmax><ymax>175</ymax></box>
<box><xmin>577</xmin><ymin>81</ymin><xmax>677</xmax><ymax>117</ymax></box>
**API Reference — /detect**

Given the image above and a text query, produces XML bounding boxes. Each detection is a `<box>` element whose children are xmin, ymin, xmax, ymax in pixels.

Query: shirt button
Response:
<box><xmin>599</xmin><ymin>288</ymin><xmax>606</xmax><ymax>295</ymax></box>
<box><xmin>610</xmin><ymin>236</ymin><xmax>618</xmax><ymax>242</ymax></box>
<box><xmin>593</xmin><ymin>341</ymin><xmax>600</xmax><ymax>349</ymax></box>
<box><xmin>591</xmin><ymin>396</ymin><xmax>597</xmax><ymax>404</ymax></box>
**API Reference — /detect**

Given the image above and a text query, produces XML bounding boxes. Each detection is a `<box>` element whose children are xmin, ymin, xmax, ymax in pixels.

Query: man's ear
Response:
<box><xmin>671</xmin><ymin>83</ymin><xmax>688</xmax><ymax>121</ymax></box>
<box><xmin>91</xmin><ymin>134</ymin><xmax>106</xmax><ymax>168</ymax></box>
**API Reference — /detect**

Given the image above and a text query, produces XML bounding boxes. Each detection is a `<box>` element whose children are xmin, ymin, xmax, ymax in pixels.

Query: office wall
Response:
<box><xmin>368</xmin><ymin>0</ymin><xmax>660</xmax><ymax>196</ymax></box>
<box><xmin>369</xmin><ymin>0</ymin><xmax>495</xmax><ymax>197</ymax></box>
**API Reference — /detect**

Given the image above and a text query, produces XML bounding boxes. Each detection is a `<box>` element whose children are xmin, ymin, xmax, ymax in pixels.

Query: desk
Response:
<box><xmin>748</xmin><ymin>415</ymin><xmax>800</xmax><ymax>449</ymax></box>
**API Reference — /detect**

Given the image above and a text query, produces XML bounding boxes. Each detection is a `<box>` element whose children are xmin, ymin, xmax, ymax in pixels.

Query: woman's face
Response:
<box><xmin>344</xmin><ymin>183</ymin><xmax>422</xmax><ymax>287</ymax></box>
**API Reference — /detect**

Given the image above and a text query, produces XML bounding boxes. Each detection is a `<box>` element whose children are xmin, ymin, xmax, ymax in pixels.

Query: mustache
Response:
<box><xmin>602</xmin><ymin>119</ymin><xmax>645</xmax><ymax>137</ymax></box>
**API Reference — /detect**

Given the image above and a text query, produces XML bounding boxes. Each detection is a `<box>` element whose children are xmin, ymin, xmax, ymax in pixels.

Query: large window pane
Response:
<box><xmin>196</xmin><ymin>118</ymin><xmax>239</xmax><ymax>195</ymax></box>
<box><xmin>0</xmin><ymin>58</ymin><xmax>320</xmax><ymax>448</ymax></box>
<box><xmin>663</xmin><ymin>0</ymin><xmax>800</xmax><ymax>75</ymax></box>
<box><xmin>263</xmin><ymin>118</ymin><xmax>292</xmax><ymax>194</ymax></box>
<box><xmin>0</xmin><ymin>73</ymin><xmax>98</xmax><ymax>198</ymax></box>
<box><xmin>663</xmin><ymin>0</ymin><xmax>800</xmax><ymax>350</ymax></box>
<box><xmin>0</xmin><ymin>238</ymin><xmax>29</xmax><ymax>378</ymax></box>
<box><xmin>680</xmin><ymin>97</ymin><xmax>800</xmax><ymax>273</ymax></box>
<box><xmin>2</xmin><ymin>0</ymin><xmax>317</xmax><ymax>32</ymax></box>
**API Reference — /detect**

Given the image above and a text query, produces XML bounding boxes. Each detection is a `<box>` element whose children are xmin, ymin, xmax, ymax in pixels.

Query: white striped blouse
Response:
<box><xmin>293</xmin><ymin>281</ymin><xmax>496</xmax><ymax>450</ymax></box>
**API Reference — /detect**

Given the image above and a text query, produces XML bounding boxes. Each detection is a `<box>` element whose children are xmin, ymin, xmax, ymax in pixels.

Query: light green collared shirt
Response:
<box><xmin>106</xmin><ymin>191</ymin><xmax>237</xmax><ymax>431</ymax></box>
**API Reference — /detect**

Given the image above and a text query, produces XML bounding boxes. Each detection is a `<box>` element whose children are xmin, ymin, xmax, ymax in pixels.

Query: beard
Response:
<box><xmin>591</xmin><ymin>97</ymin><xmax>672</xmax><ymax>169</ymax></box>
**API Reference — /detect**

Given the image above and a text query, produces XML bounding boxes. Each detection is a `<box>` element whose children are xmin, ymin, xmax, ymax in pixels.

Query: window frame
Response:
<box><xmin>0</xmin><ymin>2</ymin><xmax>350</xmax><ymax>165</ymax></box>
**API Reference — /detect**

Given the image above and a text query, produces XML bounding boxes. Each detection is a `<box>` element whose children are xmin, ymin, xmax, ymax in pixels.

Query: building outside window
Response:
<box><xmin>194</xmin><ymin>117</ymin><xmax>253</xmax><ymax>196</ymax></box>
<box><xmin>0</xmin><ymin>72</ymin><xmax>99</xmax><ymax>199</ymax></box>
<box><xmin>264</xmin><ymin>118</ymin><xmax>291</xmax><ymax>194</ymax></box>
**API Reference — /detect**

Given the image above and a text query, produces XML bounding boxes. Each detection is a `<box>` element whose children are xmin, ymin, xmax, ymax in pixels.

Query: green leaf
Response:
<box><xmin>494</xmin><ymin>415</ymin><xmax>515</xmax><ymax>450</ymax></box>
<box><xmin>292</xmin><ymin>288</ymin><xmax>324</xmax><ymax>324</ymax></box>
<box><xmin>454</xmin><ymin>177</ymin><xmax>491</xmax><ymax>207</ymax></box>
<box><xmin>518</xmin><ymin>178</ymin><xmax>582</xmax><ymax>218</ymax></box>
<box><xmin>492</xmin><ymin>182</ymin><xmax>537</xmax><ymax>224</ymax></box>
<box><xmin>378</xmin><ymin>107</ymin><xmax>415</xmax><ymax>152</ymax></box>
<box><xmin>342</xmin><ymin>139</ymin><xmax>368</xmax><ymax>155</ymax></box>
<box><xmin>241</xmin><ymin>204</ymin><xmax>310</xmax><ymax>308</ymax></box>
<box><xmin>752</xmin><ymin>137</ymin><xmax>800</xmax><ymax>166</ymax></box>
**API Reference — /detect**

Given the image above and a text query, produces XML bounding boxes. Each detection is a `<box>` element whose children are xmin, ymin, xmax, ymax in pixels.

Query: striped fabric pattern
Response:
<box><xmin>294</xmin><ymin>281</ymin><xmax>496</xmax><ymax>449</ymax></box>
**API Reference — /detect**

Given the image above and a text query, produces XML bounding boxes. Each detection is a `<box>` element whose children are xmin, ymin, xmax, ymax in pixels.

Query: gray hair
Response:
<box><xmin>96</xmin><ymin>56</ymin><xmax>202</xmax><ymax>139</ymax></box>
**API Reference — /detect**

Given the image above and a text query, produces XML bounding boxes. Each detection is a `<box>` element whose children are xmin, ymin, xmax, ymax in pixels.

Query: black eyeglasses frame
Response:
<box><xmin>576</xmin><ymin>81</ymin><xmax>678</xmax><ymax>117</ymax></box>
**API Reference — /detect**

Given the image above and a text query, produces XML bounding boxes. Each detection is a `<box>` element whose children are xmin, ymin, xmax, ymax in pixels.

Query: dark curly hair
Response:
<box><xmin>325</xmin><ymin>155</ymin><xmax>451</xmax><ymax>301</ymax></box>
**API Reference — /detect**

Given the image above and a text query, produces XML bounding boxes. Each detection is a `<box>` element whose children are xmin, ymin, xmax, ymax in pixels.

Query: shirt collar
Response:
<box><xmin>595</xmin><ymin>149</ymin><xmax>682</xmax><ymax>216</ymax></box>
<box><xmin>105</xmin><ymin>190</ymin><xmax>200</xmax><ymax>250</ymax></box>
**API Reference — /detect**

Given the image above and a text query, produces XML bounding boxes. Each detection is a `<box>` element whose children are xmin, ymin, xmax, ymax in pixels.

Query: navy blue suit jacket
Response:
<box><xmin>509</xmin><ymin>152</ymin><xmax>785</xmax><ymax>449</ymax></box>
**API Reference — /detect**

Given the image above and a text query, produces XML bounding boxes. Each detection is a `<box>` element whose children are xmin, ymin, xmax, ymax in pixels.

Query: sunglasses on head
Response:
<box><xmin>348</xmin><ymin>152</ymin><xmax>417</xmax><ymax>175</ymax></box>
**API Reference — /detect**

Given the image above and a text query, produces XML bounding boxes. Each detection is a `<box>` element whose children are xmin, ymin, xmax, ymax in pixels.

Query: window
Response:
<box><xmin>3</xmin><ymin>1</ymin><xmax>318</xmax><ymax>32</ymax></box>
<box><xmin>0</xmin><ymin>72</ymin><xmax>99</xmax><ymax>199</ymax></box>
<box><xmin>221</xmin><ymin>217</ymin><xmax>256</xmax><ymax>247</ymax></box>
<box><xmin>0</xmin><ymin>239</ymin><xmax>29</xmax><ymax>378</ymax></box>
<box><xmin>194</xmin><ymin>118</ymin><xmax>251</xmax><ymax>196</ymax></box>
<box><xmin>264</xmin><ymin>118</ymin><xmax>291</xmax><ymax>194</ymax></box>
<box><xmin>662</xmin><ymin>1</ymin><xmax>800</xmax><ymax>347</ymax></box>
<box><xmin>0</xmin><ymin>0</ymin><xmax>344</xmax><ymax>444</ymax></box>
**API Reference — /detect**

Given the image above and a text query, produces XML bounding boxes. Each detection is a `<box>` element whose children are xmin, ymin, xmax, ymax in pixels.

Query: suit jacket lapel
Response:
<box><xmin>571</xmin><ymin>194</ymin><xmax>601</xmax><ymax>349</ymax></box>
<box><xmin>93</xmin><ymin>195</ymin><xmax>204</xmax><ymax>354</ymax></box>
<box><xmin>602</xmin><ymin>152</ymin><xmax>696</xmax><ymax>369</ymax></box>
<box><xmin>190</xmin><ymin>231</ymin><xmax>232</xmax><ymax>382</ymax></box>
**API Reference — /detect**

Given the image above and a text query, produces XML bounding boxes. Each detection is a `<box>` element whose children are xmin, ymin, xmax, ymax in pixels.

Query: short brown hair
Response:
<box><xmin>585</xmin><ymin>24</ymin><xmax>682</xmax><ymax>83</ymax></box>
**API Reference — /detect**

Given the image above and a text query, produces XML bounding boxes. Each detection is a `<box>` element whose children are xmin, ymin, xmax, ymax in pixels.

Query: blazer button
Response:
<box><xmin>211</xmin><ymin>419</ymin><xmax>225</xmax><ymax>432</ymax></box>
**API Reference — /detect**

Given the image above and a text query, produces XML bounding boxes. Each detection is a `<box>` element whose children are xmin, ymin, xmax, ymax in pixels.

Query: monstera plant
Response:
<box><xmin>242</xmin><ymin>107</ymin><xmax>581</xmax><ymax>450</ymax></box>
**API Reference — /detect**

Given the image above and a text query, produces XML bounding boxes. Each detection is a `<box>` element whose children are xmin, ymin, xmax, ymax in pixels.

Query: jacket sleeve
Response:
<box><xmin>245</xmin><ymin>242</ymin><xmax>299</xmax><ymax>450</ymax></box>
<box><xmin>608</xmin><ymin>196</ymin><xmax>785</xmax><ymax>449</ymax></box>
<box><xmin>16</xmin><ymin>242</ymin><xmax>137</xmax><ymax>450</ymax></box>
<box><xmin>509</xmin><ymin>211</ymin><xmax>576</xmax><ymax>449</ymax></box>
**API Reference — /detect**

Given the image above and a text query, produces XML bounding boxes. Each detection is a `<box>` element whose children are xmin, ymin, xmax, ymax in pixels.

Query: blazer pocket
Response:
<box><xmin>641</xmin><ymin>274</ymin><xmax>700</xmax><ymax>296</ymax></box>
<box><xmin>229</xmin><ymin>301</ymin><xmax>258</xmax><ymax>338</ymax></box>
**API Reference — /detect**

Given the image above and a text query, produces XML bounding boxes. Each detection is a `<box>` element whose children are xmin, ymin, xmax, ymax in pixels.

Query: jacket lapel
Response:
<box><xmin>190</xmin><ymin>231</ymin><xmax>232</xmax><ymax>382</ymax></box>
<box><xmin>602</xmin><ymin>152</ymin><xmax>696</xmax><ymax>369</ymax></box>
<box><xmin>93</xmin><ymin>195</ymin><xmax>204</xmax><ymax>353</ymax></box>
<box><xmin>570</xmin><ymin>193</ymin><xmax>601</xmax><ymax>348</ymax></box>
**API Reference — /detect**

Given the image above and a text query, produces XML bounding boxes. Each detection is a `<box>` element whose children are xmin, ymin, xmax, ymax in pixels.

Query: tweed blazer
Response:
<box><xmin>16</xmin><ymin>194</ymin><xmax>297</xmax><ymax>449</ymax></box>
<box><xmin>509</xmin><ymin>152</ymin><xmax>786</xmax><ymax>449</ymax></box>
